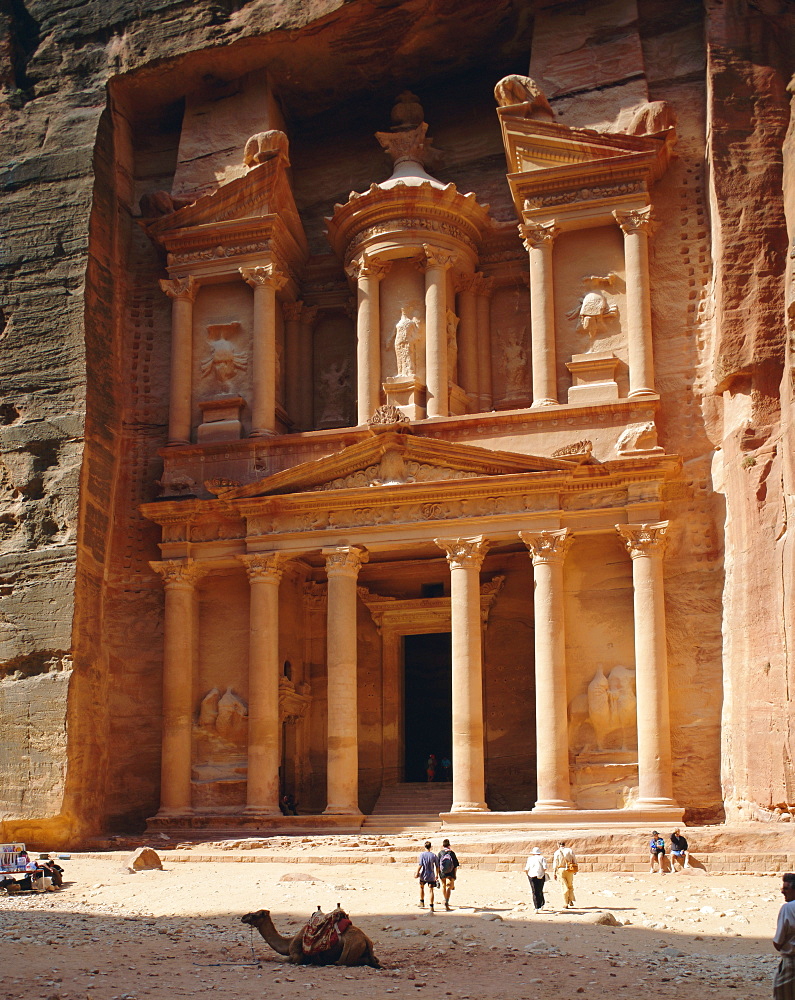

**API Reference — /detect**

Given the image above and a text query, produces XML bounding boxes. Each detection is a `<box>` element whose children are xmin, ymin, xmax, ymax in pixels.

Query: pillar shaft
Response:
<box><xmin>160</xmin><ymin>277</ymin><xmax>198</xmax><ymax>445</ymax></box>
<box><xmin>283</xmin><ymin>301</ymin><xmax>303</xmax><ymax>431</ymax></box>
<box><xmin>323</xmin><ymin>545</ymin><xmax>368</xmax><ymax>814</ymax></box>
<box><xmin>423</xmin><ymin>245</ymin><xmax>456</xmax><ymax>418</ymax></box>
<box><xmin>521</xmin><ymin>222</ymin><xmax>559</xmax><ymax>406</ymax></box>
<box><xmin>520</xmin><ymin>529</ymin><xmax>575</xmax><ymax>810</ymax></box>
<box><xmin>435</xmin><ymin>536</ymin><xmax>490</xmax><ymax>812</ymax></box>
<box><xmin>298</xmin><ymin>305</ymin><xmax>317</xmax><ymax>431</ymax></box>
<box><xmin>349</xmin><ymin>256</ymin><xmax>389</xmax><ymax>425</ymax></box>
<box><xmin>475</xmin><ymin>274</ymin><xmax>494</xmax><ymax>411</ymax></box>
<box><xmin>617</xmin><ymin>522</ymin><xmax>677</xmax><ymax>806</ymax></box>
<box><xmin>239</xmin><ymin>554</ymin><xmax>285</xmax><ymax>815</ymax></box>
<box><xmin>455</xmin><ymin>274</ymin><xmax>478</xmax><ymax>399</ymax></box>
<box><xmin>151</xmin><ymin>559</ymin><xmax>205</xmax><ymax>814</ymax></box>
<box><xmin>241</xmin><ymin>265</ymin><xmax>287</xmax><ymax>436</ymax></box>
<box><xmin>614</xmin><ymin>208</ymin><xmax>656</xmax><ymax>397</ymax></box>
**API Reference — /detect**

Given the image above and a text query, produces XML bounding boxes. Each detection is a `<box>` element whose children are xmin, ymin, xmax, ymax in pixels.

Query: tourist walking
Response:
<box><xmin>438</xmin><ymin>838</ymin><xmax>460</xmax><ymax>911</ymax></box>
<box><xmin>774</xmin><ymin>872</ymin><xmax>795</xmax><ymax>999</ymax></box>
<box><xmin>552</xmin><ymin>840</ymin><xmax>578</xmax><ymax>908</ymax></box>
<box><xmin>415</xmin><ymin>840</ymin><xmax>440</xmax><ymax>912</ymax></box>
<box><xmin>649</xmin><ymin>830</ymin><xmax>667</xmax><ymax>873</ymax></box>
<box><xmin>524</xmin><ymin>846</ymin><xmax>548</xmax><ymax>912</ymax></box>
<box><xmin>670</xmin><ymin>828</ymin><xmax>690</xmax><ymax>870</ymax></box>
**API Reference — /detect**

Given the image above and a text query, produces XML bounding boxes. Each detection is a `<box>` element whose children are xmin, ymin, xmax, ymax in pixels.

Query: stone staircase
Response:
<box><xmin>361</xmin><ymin>782</ymin><xmax>453</xmax><ymax>831</ymax></box>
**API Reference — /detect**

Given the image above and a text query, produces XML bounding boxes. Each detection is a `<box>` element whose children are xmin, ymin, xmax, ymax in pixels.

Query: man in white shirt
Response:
<box><xmin>773</xmin><ymin>872</ymin><xmax>795</xmax><ymax>999</ymax></box>
<box><xmin>524</xmin><ymin>847</ymin><xmax>548</xmax><ymax>913</ymax></box>
<box><xmin>552</xmin><ymin>840</ymin><xmax>578</xmax><ymax>909</ymax></box>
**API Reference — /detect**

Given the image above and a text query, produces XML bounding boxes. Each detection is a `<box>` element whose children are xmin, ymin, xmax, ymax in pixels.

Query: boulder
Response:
<box><xmin>126</xmin><ymin>847</ymin><xmax>163</xmax><ymax>872</ymax></box>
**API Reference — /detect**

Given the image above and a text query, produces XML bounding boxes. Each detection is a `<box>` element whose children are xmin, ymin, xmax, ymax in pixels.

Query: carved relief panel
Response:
<box><xmin>491</xmin><ymin>284</ymin><xmax>531</xmax><ymax>409</ymax></box>
<box><xmin>313</xmin><ymin>310</ymin><xmax>356</xmax><ymax>429</ymax></box>
<box><xmin>192</xmin><ymin>282</ymin><xmax>254</xmax><ymax>437</ymax></box>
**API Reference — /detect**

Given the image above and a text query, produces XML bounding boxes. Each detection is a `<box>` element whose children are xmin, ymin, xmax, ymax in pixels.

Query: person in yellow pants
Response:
<box><xmin>552</xmin><ymin>840</ymin><xmax>578</xmax><ymax>909</ymax></box>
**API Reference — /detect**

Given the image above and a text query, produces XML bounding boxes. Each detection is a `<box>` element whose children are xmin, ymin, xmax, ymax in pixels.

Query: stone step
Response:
<box><xmin>370</xmin><ymin>782</ymin><xmax>453</xmax><ymax>816</ymax></box>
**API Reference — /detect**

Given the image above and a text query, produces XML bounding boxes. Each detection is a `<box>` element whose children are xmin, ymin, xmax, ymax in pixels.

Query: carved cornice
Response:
<box><xmin>613</xmin><ymin>206</ymin><xmax>656</xmax><ymax>236</ymax></box>
<box><xmin>150</xmin><ymin>559</ymin><xmax>207</xmax><ymax>587</ymax></box>
<box><xmin>434</xmin><ymin>534</ymin><xmax>489</xmax><ymax>570</ymax></box>
<box><xmin>520</xmin><ymin>527</ymin><xmax>573</xmax><ymax>565</ymax></box>
<box><xmin>159</xmin><ymin>276</ymin><xmax>198</xmax><ymax>302</ymax></box>
<box><xmin>240</xmin><ymin>264</ymin><xmax>288</xmax><ymax>291</ymax></box>
<box><xmin>237</xmin><ymin>552</ymin><xmax>289</xmax><ymax>582</ymax></box>
<box><xmin>519</xmin><ymin>221</ymin><xmax>559</xmax><ymax>251</ymax></box>
<box><xmin>616</xmin><ymin>520</ymin><xmax>669</xmax><ymax>558</ymax></box>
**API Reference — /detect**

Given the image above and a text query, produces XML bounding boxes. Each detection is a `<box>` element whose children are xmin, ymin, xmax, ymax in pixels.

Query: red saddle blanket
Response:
<box><xmin>300</xmin><ymin>910</ymin><xmax>353</xmax><ymax>956</ymax></box>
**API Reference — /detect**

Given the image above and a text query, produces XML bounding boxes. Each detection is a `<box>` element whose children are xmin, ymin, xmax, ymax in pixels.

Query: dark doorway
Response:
<box><xmin>403</xmin><ymin>632</ymin><xmax>452</xmax><ymax>782</ymax></box>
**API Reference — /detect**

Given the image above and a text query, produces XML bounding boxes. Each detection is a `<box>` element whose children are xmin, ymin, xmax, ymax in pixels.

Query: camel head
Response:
<box><xmin>241</xmin><ymin>909</ymin><xmax>270</xmax><ymax>926</ymax></box>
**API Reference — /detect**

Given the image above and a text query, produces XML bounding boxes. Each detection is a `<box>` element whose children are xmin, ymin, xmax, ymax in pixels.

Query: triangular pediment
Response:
<box><xmin>212</xmin><ymin>431</ymin><xmax>579</xmax><ymax>500</ymax></box>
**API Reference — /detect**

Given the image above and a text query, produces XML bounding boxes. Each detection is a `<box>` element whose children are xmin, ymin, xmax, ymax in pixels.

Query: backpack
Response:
<box><xmin>439</xmin><ymin>850</ymin><xmax>454</xmax><ymax>876</ymax></box>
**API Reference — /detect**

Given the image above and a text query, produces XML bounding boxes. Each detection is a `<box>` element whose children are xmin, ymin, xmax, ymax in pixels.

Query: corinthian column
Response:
<box><xmin>474</xmin><ymin>273</ymin><xmax>494</xmax><ymax>411</ymax></box>
<box><xmin>298</xmin><ymin>305</ymin><xmax>318</xmax><ymax>431</ymax></box>
<box><xmin>520</xmin><ymin>529</ymin><xmax>575</xmax><ymax>810</ymax></box>
<box><xmin>434</xmin><ymin>535</ymin><xmax>490</xmax><ymax>812</ymax></box>
<box><xmin>238</xmin><ymin>553</ymin><xmax>287</xmax><ymax>815</ymax></box>
<box><xmin>347</xmin><ymin>255</ymin><xmax>390</xmax><ymax>425</ymax></box>
<box><xmin>613</xmin><ymin>207</ymin><xmax>657</xmax><ymax>397</ymax></box>
<box><xmin>423</xmin><ymin>245</ymin><xmax>457</xmax><ymax>418</ymax></box>
<box><xmin>150</xmin><ymin>559</ymin><xmax>206</xmax><ymax>814</ymax></box>
<box><xmin>520</xmin><ymin>221</ymin><xmax>559</xmax><ymax>407</ymax></box>
<box><xmin>616</xmin><ymin>521</ymin><xmax>677</xmax><ymax>806</ymax></box>
<box><xmin>240</xmin><ymin>265</ymin><xmax>288</xmax><ymax>436</ymax></box>
<box><xmin>323</xmin><ymin>545</ymin><xmax>368</xmax><ymax>814</ymax></box>
<box><xmin>159</xmin><ymin>276</ymin><xmax>199</xmax><ymax>445</ymax></box>
<box><xmin>454</xmin><ymin>272</ymin><xmax>478</xmax><ymax>399</ymax></box>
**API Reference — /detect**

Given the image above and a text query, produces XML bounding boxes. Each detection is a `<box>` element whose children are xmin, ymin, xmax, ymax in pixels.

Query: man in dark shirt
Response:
<box><xmin>415</xmin><ymin>841</ymin><xmax>440</xmax><ymax>912</ymax></box>
<box><xmin>438</xmin><ymin>838</ymin><xmax>460</xmax><ymax>911</ymax></box>
<box><xmin>670</xmin><ymin>829</ymin><xmax>690</xmax><ymax>871</ymax></box>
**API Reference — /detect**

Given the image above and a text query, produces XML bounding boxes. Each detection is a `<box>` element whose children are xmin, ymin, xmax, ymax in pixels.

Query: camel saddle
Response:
<box><xmin>300</xmin><ymin>908</ymin><xmax>352</xmax><ymax>956</ymax></box>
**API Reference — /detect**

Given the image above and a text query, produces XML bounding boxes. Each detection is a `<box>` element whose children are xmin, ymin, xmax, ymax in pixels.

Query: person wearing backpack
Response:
<box><xmin>552</xmin><ymin>840</ymin><xmax>578</xmax><ymax>908</ymax></box>
<box><xmin>438</xmin><ymin>838</ymin><xmax>460</xmax><ymax>911</ymax></box>
<box><xmin>649</xmin><ymin>830</ymin><xmax>667</xmax><ymax>874</ymax></box>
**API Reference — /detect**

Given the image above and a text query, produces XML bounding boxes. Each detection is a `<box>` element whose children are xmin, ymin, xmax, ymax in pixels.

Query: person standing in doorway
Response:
<box><xmin>426</xmin><ymin>754</ymin><xmax>437</xmax><ymax>782</ymax></box>
<box><xmin>773</xmin><ymin>872</ymin><xmax>795</xmax><ymax>999</ymax></box>
<box><xmin>438</xmin><ymin>838</ymin><xmax>460</xmax><ymax>911</ymax></box>
<box><xmin>524</xmin><ymin>846</ymin><xmax>548</xmax><ymax>913</ymax></box>
<box><xmin>552</xmin><ymin>840</ymin><xmax>578</xmax><ymax>908</ymax></box>
<box><xmin>416</xmin><ymin>840</ymin><xmax>440</xmax><ymax>912</ymax></box>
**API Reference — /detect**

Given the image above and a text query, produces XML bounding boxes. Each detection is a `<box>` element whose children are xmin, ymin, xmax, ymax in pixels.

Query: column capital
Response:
<box><xmin>323</xmin><ymin>544</ymin><xmax>369</xmax><ymax>576</ymax></box>
<box><xmin>240</xmin><ymin>264</ymin><xmax>288</xmax><ymax>291</ymax></box>
<box><xmin>612</xmin><ymin>206</ymin><xmax>657</xmax><ymax>236</ymax></box>
<box><xmin>150</xmin><ymin>558</ymin><xmax>206</xmax><ymax>588</ymax></box>
<box><xmin>472</xmin><ymin>272</ymin><xmax>494</xmax><ymax>297</ymax></box>
<box><xmin>159</xmin><ymin>276</ymin><xmax>198</xmax><ymax>302</ymax></box>
<box><xmin>237</xmin><ymin>552</ymin><xmax>289</xmax><ymax>582</ymax></box>
<box><xmin>520</xmin><ymin>528</ymin><xmax>573</xmax><ymax>565</ymax></box>
<box><xmin>301</xmin><ymin>304</ymin><xmax>319</xmax><ymax>326</ymax></box>
<box><xmin>519</xmin><ymin>221</ymin><xmax>559</xmax><ymax>250</ymax></box>
<box><xmin>346</xmin><ymin>254</ymin><xmax>391</xmax><ymax>281</ymax></box>
<box><xmin>282</xmin><ymin>299</ymin><xmax>304</xmax><ymax>323</ymax></box>
<box><xmin>434</xmin><ymin>535</ymin><xmax>489</xmax><ymax>570</ymax></box>
<box><xmin>421</xmin><ymin>244</ymin><xmax>459</xmax><ymax>271</ymax></box>
<box><xmin>616</xmin><ymin>521</ymin><xmax>669</xmax><ymax>559</ymax></box>
<box><xmin>453</xmin><ymin>272</ymin><xmax>478</xmax><ymax>294</ymax></box>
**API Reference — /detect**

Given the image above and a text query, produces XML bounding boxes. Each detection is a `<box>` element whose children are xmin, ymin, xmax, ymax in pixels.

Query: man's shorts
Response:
<box><xmin>420</xmin><ymin>877</ymin><xmax>438</xmax><ymax>886</ymax></box>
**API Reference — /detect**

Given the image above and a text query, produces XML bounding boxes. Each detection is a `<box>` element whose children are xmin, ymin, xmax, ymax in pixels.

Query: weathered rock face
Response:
<box><xmin>0</xmin><ymin>0</ymin><xmax>794</xmax><ymax>841</ymax></box>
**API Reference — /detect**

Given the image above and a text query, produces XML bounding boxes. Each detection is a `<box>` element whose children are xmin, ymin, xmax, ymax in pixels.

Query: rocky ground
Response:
<box><xmin>0</xmin><ymin>841</ymin><xmax>785</xmax><ymax>1000</ymax></box>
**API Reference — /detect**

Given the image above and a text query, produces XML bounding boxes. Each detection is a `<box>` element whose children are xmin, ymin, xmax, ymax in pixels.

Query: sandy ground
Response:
<box><xmin>0</xmin><ymin>850</ymin><xmax>786</xmax><ymax>1000</ymax></box>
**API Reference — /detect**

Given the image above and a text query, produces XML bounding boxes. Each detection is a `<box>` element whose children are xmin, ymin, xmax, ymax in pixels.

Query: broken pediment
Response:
<box><xmin>496</xmin><ymin>111</ymin><xmax>675</xmax><ymax>227</ymax></box>
<box><xmin>211</xmin><ymin>430</ymin><xmax>578</xmax><ymax>500</ymax></box>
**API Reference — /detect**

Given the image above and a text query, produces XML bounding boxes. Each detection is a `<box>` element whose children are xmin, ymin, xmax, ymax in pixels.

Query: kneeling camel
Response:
<box><xmin>242</xmin><ymin>907</ymin><xmax>381</xmax><ymax>968</ymax></box>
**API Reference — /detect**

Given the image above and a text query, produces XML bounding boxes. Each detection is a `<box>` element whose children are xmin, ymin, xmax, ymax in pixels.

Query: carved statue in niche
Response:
<box><xmin>446</xmin><ymin>309</ymin><xmax>459</xmax><ymax>385</ymax></box>
<box><xmin>567</xmin><ymin>274</ymin><xmax>620</xmax><ymax>348</ymax></box>
<box><xmin>318</xmin><ymin>358</ymin><xmax>351</xmax><ymax>426</ymax></box>
<box><xmin>201</xmin><ymin>323</ymin><xmax>247</xmax><ymax>387</ymax></box>
<box><xmin>571</xmin><ymin>664</ymin><xmax>637</xmax><ymax>752</ymax></box>
<box><xmin>391</xmin><ymin>305</ymin><xmax>422</xmax><ymax>378</ymax></box>
<box><xmin>198</xmin><ymin>686</ymin><xmax>248</xmax><ymax>743</ymax></box>
<box><xmin>502</xmin><ymin>330</ymin><xmax>528</xmax><ymax>395</ymax></box>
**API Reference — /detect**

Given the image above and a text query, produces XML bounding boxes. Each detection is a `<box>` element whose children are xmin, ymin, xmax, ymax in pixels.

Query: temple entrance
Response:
<box><xmin>403</xmin><ymin>632</ymin><xmax>452</xmax><ymax>782</ymax></box>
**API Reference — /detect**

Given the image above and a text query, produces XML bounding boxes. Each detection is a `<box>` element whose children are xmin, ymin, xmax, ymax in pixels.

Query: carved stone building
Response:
<box><xmin>1</xmin><ymin>0</ymin><xmax>794</xmax><ymax>841</ymax></box>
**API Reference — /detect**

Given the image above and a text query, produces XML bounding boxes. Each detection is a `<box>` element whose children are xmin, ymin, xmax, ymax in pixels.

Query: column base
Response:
<box><xmin>165</xmin><ymin>439</ymin><xmax>191</xmax><ymax>447</ymax></box>
<box><xmin>449</xmin><ymin>801</ymin><xmax>489</xmax><ymax>813</ymax></box>
<box><xmin>249</xmin><ymin>428</ymin><xmax>277</xmax><ymax>438</ymax></box>
<box><xmin>530</xmin><ymin>398</ymin><xmax>558</xmax><ymax>408</ymax></box>
<box><xmin>323</xmin><ymin>804</ymin><xmax>363</xmax><ymax>816</ymax></box>
<box><xmin>533</xmin><ymin>799</ymin><xmax>576</xmax><ymax>811</ymax></box>
<box><xmin>154</xmin><ymin>806</ymin><xmax>193</xmax><ymax>819</ymax></box>
<box><xmin>633</xmin><ymin>797</ymin><xmax>680</xmax><ymax>809</ymax></box>
<box><xmin>627</xmin><ymin>388</ymin><xmax>657</xmax><ymax>399</ymax></box>
<box><xmin>244</xmin><ymin>806</ymin><xmax>282</xmax><ymax>818</ymax></box>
